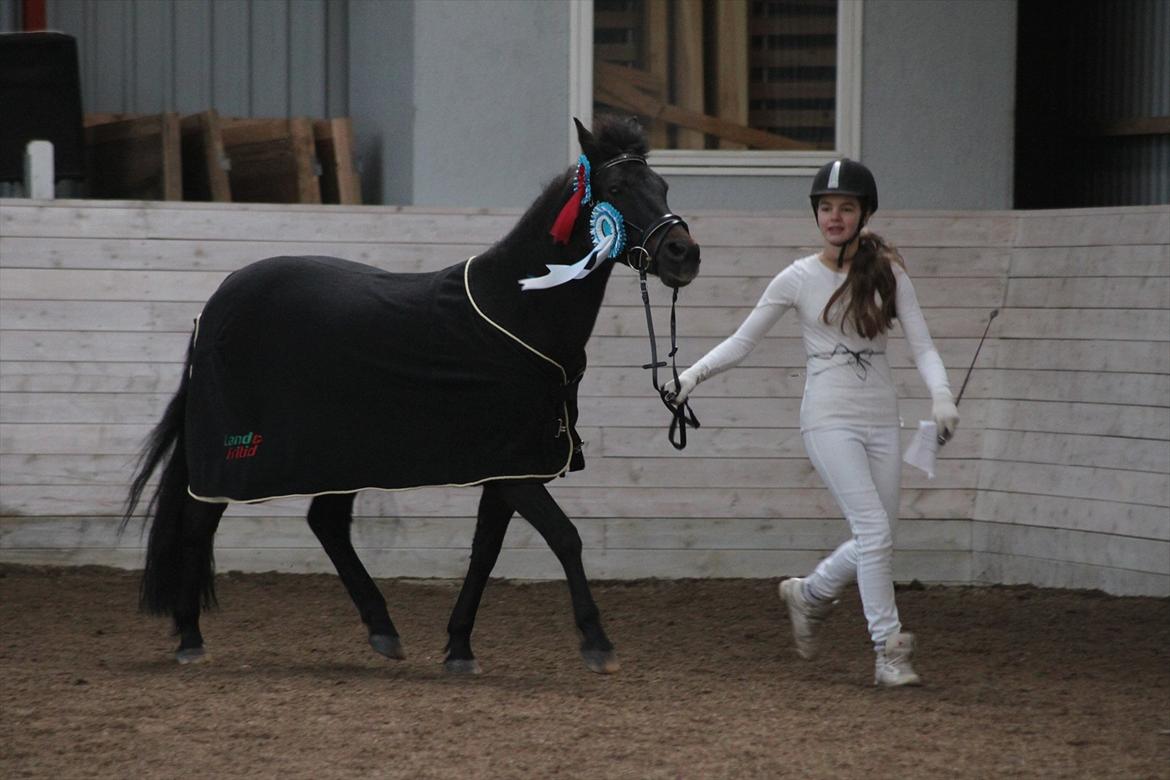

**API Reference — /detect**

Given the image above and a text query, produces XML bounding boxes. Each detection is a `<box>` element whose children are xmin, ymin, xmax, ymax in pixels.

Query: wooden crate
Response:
<box><xmin>83</xmin><ymin>113</ymin><xmax>182</xmax><ymax>200</ymax></box>
<box><xmin>220</xmin><ymin>117</ymin><xmax>321</xmax><ymax>204</ymax></box>
<box><xmin>313</xmin><ymin>118</ymin><xmax>361</xmax><ymax>205</ymax></box>
<box><xmin>180</xmin><ymin>110</ymin><xmax>231</xmax><ymax>202</ymax></box>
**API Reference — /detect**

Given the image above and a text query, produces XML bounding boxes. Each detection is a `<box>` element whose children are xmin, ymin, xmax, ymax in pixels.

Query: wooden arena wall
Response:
<box><xmin>1</xmin><ymin>200</ymin><xmax>1166</xmax><ymax>596</ymax></box>
<box><xmin>966</xmin><ymin>209</ymin><xmax>1169</xmax><ymax>597</ymax></box>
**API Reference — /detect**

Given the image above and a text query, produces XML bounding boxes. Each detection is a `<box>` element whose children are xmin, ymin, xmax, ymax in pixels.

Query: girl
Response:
<box><xmin>667</xmin><ymin>159</ymin><xmax>958</xmax><ymax>686</ymax></box>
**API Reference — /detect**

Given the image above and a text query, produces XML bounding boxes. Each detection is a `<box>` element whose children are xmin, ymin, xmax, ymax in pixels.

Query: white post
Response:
<box><xmin>24</xmin><ymin>140</ymin><xmax>55</xmax><ymax>200</ymax></box>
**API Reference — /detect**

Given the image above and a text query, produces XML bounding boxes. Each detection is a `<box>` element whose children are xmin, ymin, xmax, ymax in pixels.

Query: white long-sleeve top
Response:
<box><xmin>689</xmin><ymin>254</ymin><xmax>951</xmax><ymax>432</ymax></box>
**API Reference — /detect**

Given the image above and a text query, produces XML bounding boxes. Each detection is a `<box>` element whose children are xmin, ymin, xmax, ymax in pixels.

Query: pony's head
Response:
<box><xmin>573</xmin><ymin>116</ymin><xmax>700</xmax><ymax>288</ymax></box>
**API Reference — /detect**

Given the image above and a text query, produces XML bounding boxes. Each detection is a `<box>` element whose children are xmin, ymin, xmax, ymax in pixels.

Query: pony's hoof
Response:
<box><xmin>175</xmin><ymin>647</ymin><xmax>206</xmax><ymax>665</ymax></box>
<box><xmin>368</xmin><ymin>634</ymin><xmax>406</xmax><ymax>660</ymax></box>
<box><xmin>581</xmin><ymin>649</ymin><xmax>620</xmax><ymax>674</ymax></box>
<box><xmin>443</xmin><ymin>657</ymin><xmax>483</xmax><ymax>675</ymax></box>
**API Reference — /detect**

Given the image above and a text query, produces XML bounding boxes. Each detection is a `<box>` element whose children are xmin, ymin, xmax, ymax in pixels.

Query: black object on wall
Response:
<box><xmin>0</xmin><ymin>31</ymin><xmax>85</xmax><ymax>184</ymax></box>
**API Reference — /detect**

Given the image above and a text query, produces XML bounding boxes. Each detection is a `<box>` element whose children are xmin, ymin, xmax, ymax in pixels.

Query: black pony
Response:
<box><xmin>124</xmin><ymin>116</ymin><xmax>700</xmax><ymax>674</ymax></box>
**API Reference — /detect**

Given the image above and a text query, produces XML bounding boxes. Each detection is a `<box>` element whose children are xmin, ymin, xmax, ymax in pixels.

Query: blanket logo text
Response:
<box><xmin>224</xmin><ymin>431</ymin><xmax>264</xmax><ymax>461</ymax></box>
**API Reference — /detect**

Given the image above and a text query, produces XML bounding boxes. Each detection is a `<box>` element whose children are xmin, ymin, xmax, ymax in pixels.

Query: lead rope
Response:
<box><xmin>636</xmin><ymin>264</ymin><xmax>700</xmax><ymax>450</ymax></box>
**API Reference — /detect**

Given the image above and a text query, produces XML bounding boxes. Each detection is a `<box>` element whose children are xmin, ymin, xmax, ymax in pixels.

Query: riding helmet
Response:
<box><xmin>809</xmin><ymin>158</ymin><xmax>878</xmax><ymax>215</ymax></box>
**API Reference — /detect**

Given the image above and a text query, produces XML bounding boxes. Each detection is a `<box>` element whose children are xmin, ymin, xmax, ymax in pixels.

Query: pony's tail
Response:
<box><xmin>121</xmin><ymin>334</ymin><xmax>215</xmax><ymax>615</ymax></box>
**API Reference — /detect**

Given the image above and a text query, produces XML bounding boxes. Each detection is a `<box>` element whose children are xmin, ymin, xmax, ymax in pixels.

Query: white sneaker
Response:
<box><xmin>874</xmin><ymin>632</ymin><xmax>922</xmax><ymax>687</ymax></box>
<box><xmin>779</xmin><ymin>577</ymin><xmax>836</xmax><ymax>660</ymax></box>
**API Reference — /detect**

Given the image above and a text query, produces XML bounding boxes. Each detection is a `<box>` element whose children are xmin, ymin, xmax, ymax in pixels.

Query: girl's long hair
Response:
<box><xmin>820</xmin><ymin>231</ymin><xmax>905</xmax><ymax>338</ymax></box>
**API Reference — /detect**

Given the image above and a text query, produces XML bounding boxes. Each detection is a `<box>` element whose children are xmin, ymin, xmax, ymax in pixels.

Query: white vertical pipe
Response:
<box><xmin>24</xmin><ymin>140</ymin><xmax>55</xmax><ymax>200</ymax></box>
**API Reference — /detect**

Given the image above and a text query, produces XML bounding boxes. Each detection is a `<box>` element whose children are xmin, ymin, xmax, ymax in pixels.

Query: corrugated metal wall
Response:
<box><xmin>1072</xmin><ymin>0</ymin><xmax>1169</xmax><ymax>206</ymax></box>
<box><xmin>0</xmin><ymin>0</ymin><xmax>18</xmax><ymax>31</ymax></box>
<box><xmin>44</xmin><ymin>0</ymin><xmax>349</xmax><ymax>119</ymax></box>
<box><xmin>1016</xmin><ymin>0</ymin><xmax>1170</xmax><ymax>207</ymax></box>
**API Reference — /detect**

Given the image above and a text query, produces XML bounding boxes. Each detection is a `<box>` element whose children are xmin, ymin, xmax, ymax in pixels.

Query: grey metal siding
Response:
<box><xmin>0</xmin><ymin>0</ymin><xmax>20</xmax><ymax>31</ymax></box>
<box><xmin>44</xmin><ymin>0</ymin><xmax>347</xmax><ymax>119</ymax></box>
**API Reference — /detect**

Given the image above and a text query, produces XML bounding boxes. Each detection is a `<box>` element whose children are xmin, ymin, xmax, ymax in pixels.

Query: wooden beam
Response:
<box><xmin>289</xmin><ymin>118</ymin><xmax>321</xmax><ymax>205</ymax></box>
<box><xmin>160</xmin><ymin>114</ymin><xmax>182</xmax><ymax>201</ymax></box>
<box><xmin>715</xmin><ymin>0</ymin><xmax>749</xmax><ymax>150</ymax></box>
<box><xmin>595</xmin><ymin>71</ymin><xmax>811</xmax><ymax>151</ymax></box>
<box><xmin>313</xmin><ymin>118</ymin><xmax>362</xmax><ymax>205</ymax></box>
<box><xmin>84</xmin><ymin>113</ymin><xmax>143</xmax><ymax>128</ymax></box>
<box><xmin>180</xmin><ymin>111</ymin><xmax>231</xmax><ymax>202</ymax></box>
<box><xmin>673</xmin><ymin>0</ymin><xmax>705</xmax><ymax>148</ymax></box>
<box><xmin>643</xmin><ymin>0</ymin><xmax>669</xmax><ymax>148</ymax></box>
<box><xmin>595</xmin><ymin>61</ymin><xmax>666</xmax><ymax>94</ymax></box>
<box><xmin>1081</xmin><ymin>116</ymin><xmax>1170</xmax><ymax>137</ymax></box>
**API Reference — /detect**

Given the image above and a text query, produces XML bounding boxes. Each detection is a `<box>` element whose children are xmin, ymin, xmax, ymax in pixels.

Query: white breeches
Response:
<box><xmin>801</xmin><ymin>424</ymin><xmax>903</xmax><ymax>647</ymax></box>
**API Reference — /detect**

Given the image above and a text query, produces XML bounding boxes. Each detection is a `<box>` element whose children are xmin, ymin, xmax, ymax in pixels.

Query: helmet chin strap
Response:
<box><xmin>835</xmin><ymin>213</ymin><xmax>870</xmax><ymax>269</ymax></box>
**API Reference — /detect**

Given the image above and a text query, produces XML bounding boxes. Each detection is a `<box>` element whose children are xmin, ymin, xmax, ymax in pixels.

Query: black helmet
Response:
<box><xmin>809</xmin><ymin>158</ymin><xmax>878</xmax><ymax>215</ymax></box>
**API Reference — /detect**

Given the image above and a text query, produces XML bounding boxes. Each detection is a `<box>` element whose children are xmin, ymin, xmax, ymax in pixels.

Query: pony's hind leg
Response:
<box><xmin>444</xmin><ymin>484</ymin><xmax>514</xmax><ymax>674</ymax></box>
<box><xmin>306</xmin><ymin>493</ymin><xmax>405</xmax><ymax>660</ymax></box>
<box><xmin>496</xmin><ymin>482</ymin><xmax>619</xmax><ymax>674</ymax></box>
<box><xmin>171</xmin><ymin>499</ymin><xmax>226</xmax><ymax>664</ymax></box>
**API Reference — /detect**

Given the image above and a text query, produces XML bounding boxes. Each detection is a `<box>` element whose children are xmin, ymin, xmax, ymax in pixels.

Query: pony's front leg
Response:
<box><xmin>444</xmin><ymin>484</ymin><xmax>513</xmax><ymax>674</ymax></box>
<box><xmin>496</xmin><ymin>482</ymin><xmax>619</xmax><ymax>674</ymax></box>
<box><xmin>307</xmin><ymin>493</ymin><xmax>405</xmax><ymax>660</ymax></box>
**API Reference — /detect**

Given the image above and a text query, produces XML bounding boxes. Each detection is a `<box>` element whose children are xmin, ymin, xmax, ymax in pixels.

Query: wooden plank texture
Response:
<box><xmin>973</xmin><ymin>551</ymin><xmax>1169</xmax><ymax>598</ymax></box>
<box><xmin>0</xmin><ymin>200</ymin><xmax>1166</xmax><ymax>597</ymax></box>
<box><xmin>179</xmin><ymin>110</ymin><xmax>231</xmax><ymax>202</ymax></box>
<box><xmin>313</xmin><ymin>118</ymin><xmax>362</xmax><ymax>205</ymax></box>
<box><xmin>84</xmin><ymin>113</ymin><xmax>183</xmax><ymax>201</ymax></box>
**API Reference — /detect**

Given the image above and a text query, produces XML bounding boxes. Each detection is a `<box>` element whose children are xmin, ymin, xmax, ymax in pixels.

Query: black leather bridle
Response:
<box><xmin>633</xmin><ymin>261</ymin><xmax>701</xmax><ymax>450</ymax></box>
<box><xmin>595</xmin><ymin>153</ymin><xmax>700</xmax><ymax>449</ymax></box>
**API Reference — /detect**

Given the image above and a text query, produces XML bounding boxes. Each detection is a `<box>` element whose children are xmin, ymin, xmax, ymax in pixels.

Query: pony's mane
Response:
<box><xmin>497</xmin><ymin>116</ymin><xmax>649</xmax><ymax>253</ymax></box>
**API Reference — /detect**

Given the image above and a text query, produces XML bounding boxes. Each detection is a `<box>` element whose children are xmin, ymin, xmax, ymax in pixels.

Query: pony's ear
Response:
<box><xmin>574</xmin><ymin>117</ymin><xmax>600</xmax><ymax>165</ymax></box>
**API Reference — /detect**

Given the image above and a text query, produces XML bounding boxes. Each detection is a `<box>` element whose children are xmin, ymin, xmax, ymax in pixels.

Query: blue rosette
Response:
<box><xmin>574</xmin><ymin>154</ymin><xmax>592</xmax><ymax>205</ymax></box>
<box><xmin>589</xmin><ymin>201</ymin><xmax>625</xmax><ymax>257</ymax></box>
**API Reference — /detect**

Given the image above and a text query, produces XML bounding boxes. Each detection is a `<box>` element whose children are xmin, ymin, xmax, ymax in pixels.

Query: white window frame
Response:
<box><xmin>569</xmin><ymin>0</ymin><xmax>863</xmax><ymax>176</ymax></box>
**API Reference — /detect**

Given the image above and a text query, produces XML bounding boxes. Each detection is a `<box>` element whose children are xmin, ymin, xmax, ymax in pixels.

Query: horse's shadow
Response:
<box><xmin>119</xmin><ymin>654</ymin><xmax>620</xmax><ymax>697</ymax></box>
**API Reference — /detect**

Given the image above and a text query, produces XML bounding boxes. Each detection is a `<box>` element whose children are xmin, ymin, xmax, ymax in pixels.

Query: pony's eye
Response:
<box><xmin>607</xmin><ymin>185</ymin><xmax>621</xmax><ymax>197</ymax></box>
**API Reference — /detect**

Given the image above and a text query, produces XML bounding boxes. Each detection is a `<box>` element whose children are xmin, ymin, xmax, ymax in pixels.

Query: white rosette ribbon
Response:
<box><xmin>520</xmin><ymin>202</ymin><xmax>625</xmax><ymax>291</ymax></box>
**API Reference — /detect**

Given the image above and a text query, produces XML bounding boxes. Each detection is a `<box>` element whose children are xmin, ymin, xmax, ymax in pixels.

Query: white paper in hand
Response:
<box><xmin>903</xmin><ymin>420</ymin><xmax>940</xmax><ymax>479</ymax></box>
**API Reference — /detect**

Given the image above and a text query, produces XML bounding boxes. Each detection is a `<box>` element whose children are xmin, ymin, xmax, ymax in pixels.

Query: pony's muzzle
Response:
<box><xmin>659</xmin><ymin>230</ymin><xmax>700</xmax><ymax>288</ymax></box>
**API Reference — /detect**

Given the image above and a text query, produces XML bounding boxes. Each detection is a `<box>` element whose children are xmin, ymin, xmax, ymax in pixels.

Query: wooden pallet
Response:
<box><xmin>313</xmin><ymin>117</ymin><xmax>361</xmax><ymax>205</ymax></box>
<box><xmin>220</xmin><ymin>117</ymin><xmax>321</xmax><ymax>204</ymax></box>
<box><xmin>83</xmin><ymin>112</ymin><xmax>361</xmax><ymax>205</ymax></box>
<box><xmin>83</xmin><ymin>113</ymin><xmax>182</xmax><ymax>200</ymax></box>
<box><xmin>179</xmin><ymin>110</ymin><xmax>231</xmax><ymax>202</ymax></box>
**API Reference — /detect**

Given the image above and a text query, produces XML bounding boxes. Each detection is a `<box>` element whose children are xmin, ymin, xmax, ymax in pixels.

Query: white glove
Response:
<box><xmin>664</xmin><ymin>367</ymin><xmax>700</xmax><ymax>405</ymax></box>
<box><xmin>932</xmin><ymin>395</ymin><xmax>960</xmax><ymax>441</ymax></box>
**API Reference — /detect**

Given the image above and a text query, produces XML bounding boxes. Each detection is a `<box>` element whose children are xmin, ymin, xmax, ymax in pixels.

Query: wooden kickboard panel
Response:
<box><xmin>0</xmin><ymin>200</ymin><xmax>1165</xmax><ymax>593</ymax></box>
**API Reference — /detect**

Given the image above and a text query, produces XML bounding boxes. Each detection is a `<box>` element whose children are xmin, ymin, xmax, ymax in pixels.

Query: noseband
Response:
<box><xmin>623</xmin><ymin>213</ymin><xmax>689</xmax><ymax>273</ymax></box>
<box><xmin>596</xmin><ymin>152</ymin><xmax>688</xmax><ymax>272</ymax></box>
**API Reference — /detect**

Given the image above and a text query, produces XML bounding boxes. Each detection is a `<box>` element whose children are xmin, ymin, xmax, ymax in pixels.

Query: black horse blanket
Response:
<box><xmin>185</xmin><ymin>256</ymin><xmax>583</xmax><ymax>503</ymax></box>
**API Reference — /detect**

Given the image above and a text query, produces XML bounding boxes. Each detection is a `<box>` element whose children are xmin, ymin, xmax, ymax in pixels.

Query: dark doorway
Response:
<box><xmin>1014</xmin><ymin>0</ymin><xmax>1169</xmax><ymax>208</ymax></box>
